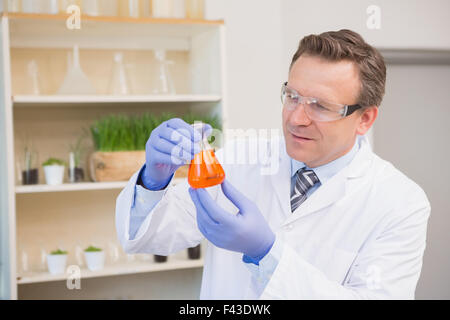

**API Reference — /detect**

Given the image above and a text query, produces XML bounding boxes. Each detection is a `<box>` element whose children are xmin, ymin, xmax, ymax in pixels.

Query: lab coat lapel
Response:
<box><xmin>282</xmin><ymin>135</ymin><xmax>374</xmax><ymax>226</ymax></box>
<box><xmin>267</xmin><ymin>137</ymin><xmax>292</xmax><ymax>220</ymax></box>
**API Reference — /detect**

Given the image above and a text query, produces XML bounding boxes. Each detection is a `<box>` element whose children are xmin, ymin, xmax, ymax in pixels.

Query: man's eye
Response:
<box><xmin>312</xmin><ymin>102</ymin><xmax>328</xmax><ymax>111</ymax></box>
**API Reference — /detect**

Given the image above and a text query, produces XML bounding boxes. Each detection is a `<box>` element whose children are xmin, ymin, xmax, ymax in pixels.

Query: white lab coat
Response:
<box><xmin>115</xmin><ymin>134</ymin><xmax>430</xmax><ymax>299</ymax></box>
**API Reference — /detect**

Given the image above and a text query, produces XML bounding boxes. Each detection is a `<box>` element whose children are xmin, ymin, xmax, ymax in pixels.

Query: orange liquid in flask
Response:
<box><xmin>188</xmin><ymin>149</ymin><xmax>225</xmax><ymax>188</ymax></box>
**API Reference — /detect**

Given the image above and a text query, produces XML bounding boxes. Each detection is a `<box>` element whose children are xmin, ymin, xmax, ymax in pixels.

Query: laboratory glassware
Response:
<box><xmin>152</xmin><ymin>49</ymin><xmax>175</xmax><ymax>94</ymax></box>
<box><xmin>152</xmin><ymin>0</ymin><xmax>173</xmax><ymax>18</ymax></box>
<box><xmin>57</xmin><ymin>45</ymin><xmax>96</xmax><ymax>95</ymax></box>
<box><xmin>108</xmin><ymin>52</ymin><xmax>132</xmax><ymax>95</ymax></box>
<box><xmin>186</xmin><ymin>0</ymin><xmax>204</xmax><ymax>19</ymax></box>
<box><xmin>27</xmin><ymin>59</ymin><xmax>41</xmax><ymax>95</ymax></box>
<box><xmin>188</xmin><ymin>122</ymin><xmax>225</xmax><ymax>189</ymax></box>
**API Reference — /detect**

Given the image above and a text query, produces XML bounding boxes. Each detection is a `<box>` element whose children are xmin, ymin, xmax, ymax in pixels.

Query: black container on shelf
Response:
<box><xmin>188</xmin><ymin>244</ymin><xmax>201</xmax><ymax>260</ymax></box>
<box><xmin>22</xmin><ymin>168</ymin><xmax>39</xmax><ymax>185</ymax></box>
<box><xmin>154</xmin><ymin>255</ymin><xmax>168</xmax><ymax>263</ymax></box>
<box><xmin>69</xmin><ymin>167</ymin><xmax>85</xmax><ymax>183</ymax></box>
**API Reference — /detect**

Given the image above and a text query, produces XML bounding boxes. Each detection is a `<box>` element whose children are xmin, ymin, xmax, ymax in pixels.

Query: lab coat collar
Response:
<box><xmin>269</xmin><ymin>134</ymin><xmax>374</xmax><ymax>225</ymax></box>
<box><xmin>290</xmin><ymin>136</ymin><xmax>360</xmax><ymax>185</ymax></box>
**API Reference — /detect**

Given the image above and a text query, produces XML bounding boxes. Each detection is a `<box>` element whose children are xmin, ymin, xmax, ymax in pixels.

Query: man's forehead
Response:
<box><xmin>288</xmin><ymin>55</ymin><xmax>360</xmax><ymax>104</ymax></box>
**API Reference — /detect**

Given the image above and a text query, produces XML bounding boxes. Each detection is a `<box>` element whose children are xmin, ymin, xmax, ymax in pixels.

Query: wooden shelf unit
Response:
<box><xmin>1</xmin><ymin>12</ymin><xmax>224</xmax><ymax>26</ymax></box>
<box><xmin>17</xmin><ymin>256</ymin><xmax>204</xmax><ymax>285</ymax></box>
<box><xmin>0</xmin><ymin>13</ymin><xmax>227</xmax><ymax>299</ymax></box>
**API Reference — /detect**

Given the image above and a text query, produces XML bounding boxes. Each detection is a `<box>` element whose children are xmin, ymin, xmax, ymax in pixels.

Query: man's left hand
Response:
<box><xmin>188</xmin><ymin>179</ymin><xmax>275</xmax><ymax>264</ymax></box>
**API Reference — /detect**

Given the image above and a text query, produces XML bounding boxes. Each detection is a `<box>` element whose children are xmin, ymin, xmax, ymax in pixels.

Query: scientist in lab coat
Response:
<box><xmin>115</xmin><ymin>29</ymin><xmax>430</xmax><ymax>299</ymax></box>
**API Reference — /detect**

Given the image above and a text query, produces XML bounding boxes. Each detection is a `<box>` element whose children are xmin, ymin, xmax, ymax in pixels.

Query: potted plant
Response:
<box><xmin>68</xmin><ymin>133</ymin><xmax>87</xmax><ymax>183</ymax></box>
<box><xmin>187</xmin><ymin>244</ymin><xmax>201</xmax><ymax>260</ymax></box>
<box><xmin>84</xmin><ymin>245</ymin><xmax>105</xmax><ymax>271</ymax></box>
<box><xmin>42</xmin><ymin>158</ymin><xmax>67</xmax><ymax>185</ymax></box>
<box><xmin>89</xmin><ymin>113</ymin><xmax>169</xmax><ymax>182</ymax></box>
<box><xmin>46</xmin><ymin>249</ymin><xmax>68</xmax><ymax>275</ymax></box>
<box><xmin>89</xmin><ymin>112</ymin><xmax>221</xmax><ymax>182</ymax></box>
<box><xmin>153</xmin><ymin>254</ymin><xmax>168</xmax><ymax>263</ymax></box>
<box><xmin>21</xmin><ymin>145</ymin><xmax>39</xmax><ymax>185</ymax></box>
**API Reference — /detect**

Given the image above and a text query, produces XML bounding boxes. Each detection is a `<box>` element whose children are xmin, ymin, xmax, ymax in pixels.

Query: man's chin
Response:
<box><xmin>285</xmin><ymin>142</ymin><xmax>311</xmax><ymax>164</ymax></box>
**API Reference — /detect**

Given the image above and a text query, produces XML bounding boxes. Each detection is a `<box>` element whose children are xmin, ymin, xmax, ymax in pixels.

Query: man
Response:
<box><xmin>115</xmin><ymin>29</ymin><xmax>430</xmax><ymax>299</ymax></box>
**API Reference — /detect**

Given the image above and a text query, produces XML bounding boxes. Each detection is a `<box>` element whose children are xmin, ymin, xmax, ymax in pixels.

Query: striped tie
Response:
<box><xmin>290</xmin><ymin>168</ymin><xmax>320</xmax><ymax>212</ymax></box>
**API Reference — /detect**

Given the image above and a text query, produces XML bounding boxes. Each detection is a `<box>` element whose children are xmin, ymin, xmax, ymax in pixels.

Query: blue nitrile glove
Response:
<box><xmin>188</xmin><ymin>179</ymin><xmax>275</xmax><ymax>264</ymax></box>
<box><xmin>142</xmin><ymin>118</ymin><xmax>211</xmax><ymax>190</ymax></box>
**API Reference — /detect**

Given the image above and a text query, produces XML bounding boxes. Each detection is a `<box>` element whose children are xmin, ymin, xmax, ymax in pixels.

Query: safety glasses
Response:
<box><xmin>281</xmin><ymin>82</ymin><xmax>363</xmax><ymax>122</ymax></box>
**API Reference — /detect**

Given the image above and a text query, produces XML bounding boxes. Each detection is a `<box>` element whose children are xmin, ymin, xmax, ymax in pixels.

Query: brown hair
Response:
<box><xmin>290</xmin><ymin>29</ymin><xmax>386</xmax><ymax>107</ymax></box>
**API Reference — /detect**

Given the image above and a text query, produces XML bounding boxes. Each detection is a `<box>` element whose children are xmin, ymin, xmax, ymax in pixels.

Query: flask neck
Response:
<box><xmin>200</xmin><ymin>137</ymin><xmax>212</xmax><ymax>151</ymax></box>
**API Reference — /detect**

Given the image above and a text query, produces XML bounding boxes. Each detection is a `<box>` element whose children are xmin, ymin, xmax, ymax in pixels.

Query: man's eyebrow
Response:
<box><xmin>288</xmin><ymin>84</ymin><xmax>326</xmax><ymax>101</ymax></box>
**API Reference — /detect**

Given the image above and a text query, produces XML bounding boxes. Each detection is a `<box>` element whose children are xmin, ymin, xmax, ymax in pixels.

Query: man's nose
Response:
<box><xmin>290</xmin><ymin>102</ymin><xmax>312</xmax><ymax>126</ymax></box>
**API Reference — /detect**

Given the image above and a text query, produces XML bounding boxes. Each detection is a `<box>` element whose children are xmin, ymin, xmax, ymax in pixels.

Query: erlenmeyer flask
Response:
<box><xmin>152</xmin><ymin>49</ymin><xmax>175</xmax><ymax>95</ymax></box>
<box><xmin>108</xmin><ymin>52</ymin><xmax>131</xmax><ymax>95</ymax></box>
<box><xmin>188</xmin><ymin>123</ymin><xmax>225</xmax><ymax>189</ymax></box>
<box><xmin>57</xmin><ymin>45</ymin><xmax>96</xmax><ymax>95</ymax></box>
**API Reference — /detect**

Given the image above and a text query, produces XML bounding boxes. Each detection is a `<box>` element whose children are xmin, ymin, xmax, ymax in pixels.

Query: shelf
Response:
<box><xmin>6</xmin><ymin>12</ymin><xmax>224</xmax><ymax>50</ymax></box>
<box><xmin>2</xmin><ymin>12</ymin><xmax>224</xmax><ymax>26</ymax></box>
<box><xmin>13</xmin><ymin>94</ymin><xmax>222</xmax><ymax>106</ymax></box>
<box><xmin>15</xmin><ymin>178</ymin><xmax>186</xmax><ymax>194</ymax></box>
<box><xmin>17</xmin><ymin>256</ymin><xmax>204</xmax><ymax>284</ymax></box>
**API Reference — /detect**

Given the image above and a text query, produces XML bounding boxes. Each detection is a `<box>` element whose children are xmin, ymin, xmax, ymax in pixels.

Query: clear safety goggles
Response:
<box><xmin>281</xmin><ymin>82</ymin><xmax>363</xmax><ymax>122</ymax></box>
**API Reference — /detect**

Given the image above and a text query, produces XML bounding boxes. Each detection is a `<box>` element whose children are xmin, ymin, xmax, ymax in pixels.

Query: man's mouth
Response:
<box><xmin>290</xmin><ymin>132</ymin><xmax>313</xmax><ymax>142</ymax></box>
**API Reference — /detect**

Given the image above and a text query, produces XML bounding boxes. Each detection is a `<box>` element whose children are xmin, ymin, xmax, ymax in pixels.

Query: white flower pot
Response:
<box><xmin>84</xmin><ymin>251</ymin><xmax>105</xmax><ymax>271</ymax></box>
<box><xmin>47</xmin><ymin>254</ymin><xmax>68</xmax><ymax>275</ymax></box>
<box><xmin>43</xmin><ymin>165</ymin><xmax>65</xmax><ymax>185</ymax></box>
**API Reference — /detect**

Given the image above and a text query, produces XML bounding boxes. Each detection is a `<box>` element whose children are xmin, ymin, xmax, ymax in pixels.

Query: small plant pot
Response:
<box><xmin>188</xmin><ymin>244</ymin><xmax>201</xmax><ymax>260</ymax></box>
<box><xmin>69</xmin><ymin>167</ymin><xmax>85</xmax><ymax>183</ymax></box>
<box><xmin>46</xmin><ymin>254</ymin><xmax>68</xmax><ymax>275</ymax></box>
<box><xmin>153</xmin><ymin>255</ymin><xmax>167</xmax><ymax>263</ymax></box>
<box><xmin>22</xmin><ymin>168</ymin><xmax>39</xmax><ymax>185</ymax></box>
<box><xmin>43</xmin><ymin>165</ymin><xmax>65</xmax><ymax>185</ymax></box>
<box><xmin>84</xmin><ymin>251</ymin><xmax>105</xmax><ymax>271</ymax></box>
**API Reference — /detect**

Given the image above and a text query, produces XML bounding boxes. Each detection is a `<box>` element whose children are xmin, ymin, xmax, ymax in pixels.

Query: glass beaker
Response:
<box><xmin>186</xmin><ymin>0</ymin><xmax>204</xmax><ymax>19</ymax></box>
<box><xmin>119</xmin><ymin>0</ymin><xmax>146</xmax><ymax>18</ymax></box>
<box><xmin>22</xmin><ymin>0</ymin><xmax>43</xmax><ymax>13</ymax></box>
<box><xmin>20</xmin><ymin>143</ymin><xmax>39</xmax><ymax>185</ymax></box>
<box><xmin>42</xmin><ymin>0</ymin><xmax>59</xmax><ymax>14</ymax></box>
<box><xmin>3</xmin><ymin>0</ymin><xmax>21</xmax><ymax>13</ymax></box>
<box><xmin>188</xmin><ymin>123</ymin><xmax>225</xmax><ymax>189</ymax></box>
<box><xmin>59</xmin><ymin>0</ymin><xmax>81</xmax><ymax>14</ymax></box>
<box><xmin>172</xmin><ymin>0</ymin><xmax>185</xmax><ymax>18</ymax></box>
<box><xmin>152</xmin><ymin>0</ymin><xmax>173</xmax><ymax>18</ymax></box>
<box><xmin>82</xmin><ymin>0</ymin><xmax>99</xmax><ymax>16</ymax></box>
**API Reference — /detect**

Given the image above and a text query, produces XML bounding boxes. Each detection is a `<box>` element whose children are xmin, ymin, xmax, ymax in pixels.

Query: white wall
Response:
<box><xmin>205</xmin><ymin>0</ymin><xmax>450</xmax><ymax>131</ymax></box>
<box><xmin>373</xmin><ymin>63</ymin><xmax>450</xmax><ymax>299</ymax></box>
<box><xmin>280</xmin><ymin>0</ymin><xmax>450</xmax><ymax>68</ymax></box>
<box><xmin>204</xmin><ymin>0</ymin><xmax>450</xmax><ymax>299</ymax></box>
<box><xmin>206</xmin><ymin>0</ymin><xmax>284</xmax><ymax>130</ymax></box>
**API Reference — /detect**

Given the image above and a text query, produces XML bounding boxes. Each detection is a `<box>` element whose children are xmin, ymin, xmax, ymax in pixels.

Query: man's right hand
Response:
<box><xmin>141</xmin><ymin>118</ymin><xmax>210</xmax><ymax>190</ymax></box>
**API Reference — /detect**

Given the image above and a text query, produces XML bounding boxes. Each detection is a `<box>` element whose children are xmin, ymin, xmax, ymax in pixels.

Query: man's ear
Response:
<box><xmin>356</xmin><ymin>106</ymin><xmax>378</xmax><ymax>136</ymax></box>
